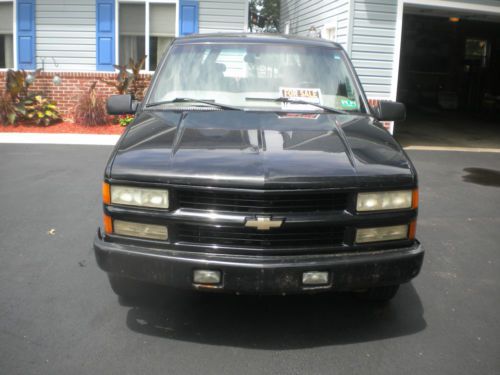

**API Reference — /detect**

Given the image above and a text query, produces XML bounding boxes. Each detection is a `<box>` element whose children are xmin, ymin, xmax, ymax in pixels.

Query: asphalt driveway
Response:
<box><xmin>0</xmin><ymin>144</ymin><xmax>499</xmax><ymax>375</ymax></box>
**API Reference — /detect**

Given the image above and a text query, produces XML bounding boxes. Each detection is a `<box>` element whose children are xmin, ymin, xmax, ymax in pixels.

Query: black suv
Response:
<box><xmin>94</xmin><ymin>34</ymin><xmax>423</xmax><ymax>302</ymax></box>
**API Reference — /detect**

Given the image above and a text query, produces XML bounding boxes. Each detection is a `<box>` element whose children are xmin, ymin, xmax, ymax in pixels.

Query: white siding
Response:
<box><xmin>199</xmin><ymin>0</ymin><xmax>247</xmax><ymax>33</ymax></box>
<box><xmin>280</xmin><ymin>0</ymin><xmax>351</xmax><ymax>49</ymax></box>
<box><xmin>36</xmin><ymin>0</ymin><xmax>96</xmax><ymax>71</ymax></box>
<box><xmin>350</xmin><ymin>0</ymin><xmax>398</xmax><ymax>99</ymax></box>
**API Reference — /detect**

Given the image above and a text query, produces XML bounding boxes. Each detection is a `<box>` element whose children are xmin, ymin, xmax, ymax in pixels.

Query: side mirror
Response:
<box><xmin>375</xmin><ymin>101</ymin><xmax>406</xmax><ymax>122</ymax></box>
<box><xmin>106</xmin><ymin>95</ymin><xmax>138</xmax><ymax>115</ymax></box>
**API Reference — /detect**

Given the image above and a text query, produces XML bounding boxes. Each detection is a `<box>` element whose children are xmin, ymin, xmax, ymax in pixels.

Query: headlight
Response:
<box><xmin>110</xmin><ymin>185</ymin><xmax>169</xmax><ymax>209</ymax></box>
<box><xmin>355</xmin><ymin>224</ymin><xmax>408</xmax><ymax>243</ymax></box>
<box><xmin>356</xmin><ymin>190</ymin><xmax>415</xmax><ymax>212</ymax></box>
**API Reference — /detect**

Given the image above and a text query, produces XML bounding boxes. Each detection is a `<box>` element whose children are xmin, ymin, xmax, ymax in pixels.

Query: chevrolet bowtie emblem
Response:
<box><xmin>245</xmin><ymin>216</ymin><xmax>283</xmax><ymax>230</ymax></box>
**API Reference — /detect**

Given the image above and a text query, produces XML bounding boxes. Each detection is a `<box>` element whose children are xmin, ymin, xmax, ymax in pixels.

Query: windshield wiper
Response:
<box><xmin>146</xmin><ymin>98</ymin><xmax>242</xmax><ymax>111</ymax></box>
<box><xmin>245</xmin><ymin>97</ymin><xmax>348</xmax><ymax>114</ymax></box>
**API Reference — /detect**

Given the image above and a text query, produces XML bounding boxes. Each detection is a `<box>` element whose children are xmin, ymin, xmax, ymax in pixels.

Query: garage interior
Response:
<box><xmin>395</xmin><ymin>5</ymin><xmax>500</xmax><ymax>148</ymax></box>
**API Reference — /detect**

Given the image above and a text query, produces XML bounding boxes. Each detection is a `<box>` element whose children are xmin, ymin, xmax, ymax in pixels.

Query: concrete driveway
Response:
<box><xmin>0</xmin><ymin>144</ymin><xmax>499</xmax><ymax>375</ymax></box>
<box><xmin>395</xmin><ymin>109</ymin><xmax>500</xmax><ymax>149</ymax></box>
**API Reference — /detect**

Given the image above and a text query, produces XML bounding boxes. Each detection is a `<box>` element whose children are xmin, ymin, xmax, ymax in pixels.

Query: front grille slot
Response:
<box><xmin>176</xmin><ymin>224</ymin><xmax>345</xmax><ymax>249</ymax></box>
<box><xmin>176</xmin><ymin>189</ymin><xmax>348</xmax><ymax>213</ymax></box>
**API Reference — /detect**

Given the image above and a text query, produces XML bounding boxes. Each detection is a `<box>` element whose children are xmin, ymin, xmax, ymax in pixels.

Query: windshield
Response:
<box><xmin>148</xmin><ymin>43</ymin><xmax>367</xmax><ymax>113</ymax></box>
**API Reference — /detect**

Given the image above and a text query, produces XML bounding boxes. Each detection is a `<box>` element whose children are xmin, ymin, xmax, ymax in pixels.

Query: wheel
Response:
<box><xmin>358</xmin><ymin>285</ymin><xmax>400</xmax><ymax>302</ymax></box>
<box><xmin>107</xmin><ymin>274</ymin><xmax>149</xmax><ymax>299</ymax></box>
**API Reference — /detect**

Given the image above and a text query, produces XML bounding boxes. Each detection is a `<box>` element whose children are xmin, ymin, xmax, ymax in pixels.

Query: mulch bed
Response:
<box><xmin>0</xmin><ymin>121</ymin><xmax>125</xmax><ymax>135</ymax></box>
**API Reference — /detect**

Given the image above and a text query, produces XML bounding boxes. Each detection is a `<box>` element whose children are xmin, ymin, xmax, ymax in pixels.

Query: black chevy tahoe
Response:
<box><xmin>94</xmin><ymin>34</ymin><xmax>423</xmax><ymax>302</ymax></box>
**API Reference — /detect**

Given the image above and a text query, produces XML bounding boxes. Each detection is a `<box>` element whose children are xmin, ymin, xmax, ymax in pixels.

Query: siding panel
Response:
<box><xmin>351</xmin><ymin>51</ymin><xmax>393</xmax><ymax>61</ymax></box>
<box><xmin>351</xmin><ymin>0</ymin><xmax>398</xmax><ymax>99</ymax></box>
<box><xmin>199</xmin><ymin>0</ymin><xmax>246</xmax><ymax>33</ymax></box>
<box><xmin>352</xmin><ymin>35</ymin><xmax>395</xmax><ymax>46</ymax></box>
<box><xmin>353</xmin><ymin>18</ymin><xmax>395</xmax><ymax>29</ymax></box>
<box><xmin>351</xmin><ymin>59</ymin><xmax>393</xmax><ymax>69</ymax></box>
<box><xmin>353</xmin><ymin>26</ymin><xmax>396</xmax><ymax>37</ymax></box>
<box><xmin>36</xmin><ymin>0</ymin><xmax>96</xmax><ymax>71</ymax></box>
<box><xmin>351</xmin><ymin>43</ymin><xmax>394</xmax><ymax>53</ymax></box>
<box><xmin>280</xmin><ymin>0</ymin><xmax>350</xmax><ymax>50</ymax></box>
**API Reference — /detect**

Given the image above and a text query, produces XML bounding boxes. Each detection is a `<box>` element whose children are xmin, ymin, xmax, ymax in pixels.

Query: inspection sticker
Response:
<box><xmin>340</xmin><ymin>98</ymin><xmax>357</xmax><ymax>109</ymax></box>
<box><xmin>280</xmin><ymin>87</ymin><xmax>322</xmax><ymax>111</ymax></box>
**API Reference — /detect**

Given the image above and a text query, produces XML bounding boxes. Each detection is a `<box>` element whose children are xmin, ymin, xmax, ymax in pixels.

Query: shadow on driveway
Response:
<box><xmin>122</xmin><ymin>283</ymin><xmax>426</xmax><ymax>350</ymax></box>
<box><xmin>462</xmin><ymin>167</ymin><xmax>500</xmax><ymax>187</ymax></box>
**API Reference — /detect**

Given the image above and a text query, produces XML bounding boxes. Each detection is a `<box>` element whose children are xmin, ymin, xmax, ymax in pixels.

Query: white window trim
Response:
<box><xmin>115</xmin><ymin>0</ymin><xmax>178</xmax><ymax>72</ymax></box>
<box><xmin>322</xmin><ymin>18</ymin><xmax>338</xmax><ymax>42</ymax></box>
<box><xmin>244</xmin><ymin>0</ymin><xmax>249</xmax><ymax>31</ymax></box>
<box><xmin>0</xmin><ymin>0</ymin><xmax>16</xmax><ymax>71</ymax></box>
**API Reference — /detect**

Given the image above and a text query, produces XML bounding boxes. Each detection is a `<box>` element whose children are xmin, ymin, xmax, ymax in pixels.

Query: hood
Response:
<box><xmin>109</xmin><ymin>110</ymin><xmax>415</xmax><ymax>189</ymax></box>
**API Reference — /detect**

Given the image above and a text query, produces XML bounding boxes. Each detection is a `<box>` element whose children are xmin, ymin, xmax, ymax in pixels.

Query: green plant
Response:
<box><xmin>0</xmin><ymin>92</ymin><xmax>26</xmax><ymax>125</ymax></box>
<box><xmin>0</xmin><ymin>93</ymin><xmax>17</xmax><ymax>125</ymax></box>
<box><xmin>118</xmin><ymin>114</ymin><xmax>134</xmax><ymax>127</ymax></box>
<box><xmin>6</xmin><ymin>69</ymin><xmax>41</xmax><ymax>101</ymax></box>
<box><xmin>24</xmin><ymin>95</ymin><xmax>62</xmax><ymax>126</ymax></box>
<box><xmin>3</xmin><ymin>69</ymin><xmax>62</xmax><ymax>126</ymax></box>
<box><xmin>127</xmin><ymin>56</ymin><xmax>147</xmax><ymax>100</ymax></box>
<box><xmin>74</xmin><ymin>81</ymin><xmax>108</xmax><ymax>126</ymax></box>
<box><xmin>101</xmin><ymin>56</ymin><xmax>147</xmax><ymax>100</ymax></box>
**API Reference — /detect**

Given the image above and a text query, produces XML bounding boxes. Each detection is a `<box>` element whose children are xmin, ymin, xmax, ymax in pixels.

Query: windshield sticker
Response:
<box><xmin>279</xmin><ymin>87</ymin><xmax>322</xmax><ymax>111</ymax></box>
<box><xmin>340</xmin><ymin>99</ymin><xmax>357</xmax><ymax>109</ymax></box>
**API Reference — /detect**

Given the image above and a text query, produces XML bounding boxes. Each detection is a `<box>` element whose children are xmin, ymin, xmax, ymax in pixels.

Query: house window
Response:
<box><xmin>118</xmin><ymin>1</ymin><xmax>176</xmax><ymax>71</ymax></box>
<box><xmin>119</xmin><ymin>3</ymin><xmax>146</xmax><ymax>65</ymax></box>
<box><xmin>149</xmin><ymin>3</ymin><xmax>175</xmax><ymax>70</ymax></box>
<box><xmin>0</xmin><ymin>1</ymin><xmax>14</xmax><ymax>69</ymax></box>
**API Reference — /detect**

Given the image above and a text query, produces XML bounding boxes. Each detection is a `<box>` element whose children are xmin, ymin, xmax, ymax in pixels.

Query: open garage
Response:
<box><xmin>395</xmin><ymin>1</ymin><xmax>500</xmax><ymax>148</ymax></box>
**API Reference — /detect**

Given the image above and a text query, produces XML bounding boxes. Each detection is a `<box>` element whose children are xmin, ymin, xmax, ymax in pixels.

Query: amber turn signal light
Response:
<box><xmin>103</xmin><ymin>214</ymin><xmax>113</xmax><ymax>235</ymax></box>
<box><xmin>102</xmin><ymin>182</ymin><xmax>111</xmax><ymax>205</ymax></box>
<box><xmin>408</xmin><ymin>220</ymin><xmax>417</xmax><ymax>240</ymax></box>
<box><xmin>412</xmin><ymin>188</ymin><xmax>419</xmax><ymax>209</ymax></box>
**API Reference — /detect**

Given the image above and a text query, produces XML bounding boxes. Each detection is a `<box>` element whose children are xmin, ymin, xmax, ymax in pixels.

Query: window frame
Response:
<box><xmin>115</xmin><ymin>0</ymin><xmax>178</xmax><ymax>72</ymax></box>
<box><xmin>322</xmin><ymin>18</ymin><xmax>338</xmax><ymax>42</ymax></box>
<box><xmin>284</xmin><ymin>21</ymin><xmax>290</xmax><ymax>35</ymax></box>
<box><xmin>0</xmin><ymin>0</ymin><xmax>15</xmax><ymax>71</ymax></box>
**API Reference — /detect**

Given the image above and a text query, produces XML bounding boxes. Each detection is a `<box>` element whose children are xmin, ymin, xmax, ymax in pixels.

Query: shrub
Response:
<box><xmin>24</xmin><ymin>95</ymin><xmax>62</xmax><ymax>126</ymax></box>
<box><xmin>2</xmin><ymin>69</ymin><xmax>60</xmax><ymax>126</ymax></box>
<box><xmin>117</xmin><ymin>114</ymin><xmax>134</xmax><ymax>127</ymax></box>
<box><xmin>74</xmin><ymin>81</ymin><xmax>108</xmax><ymax>126</ymax></box>
<box><xmin>0</xmin><ymin>93</ymin><xmax>17</xmax><ymax>125</ymax></box>
<box><xmin>0</xmin><ymin>92</ymin><xmax>27</xmax><ymax>125</ymax></box>
<box><xmin>6</xmin><ymin>69</ymin><xmax>41</xmax><ymax>101</ymax></box>
<box><xmin>101</xmin><ymin>56</ymin><xmax>147</xmax><ymax>100</ymax></box>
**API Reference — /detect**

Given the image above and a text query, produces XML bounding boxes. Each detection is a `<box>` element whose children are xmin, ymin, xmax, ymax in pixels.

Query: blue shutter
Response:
<box><xmin>179</xmin><ymin>0</ymin><xmax>198</xmax><ymax>36</ymax></box>
<box><xmin>96</xmin><ymin>0</ymin><xmax>115</xmax><ymax>71</ymax></box>
<box><xmin>17</xmin><ymin>0</ymin><xmax>36</xmax><ymax>70</ymax></box>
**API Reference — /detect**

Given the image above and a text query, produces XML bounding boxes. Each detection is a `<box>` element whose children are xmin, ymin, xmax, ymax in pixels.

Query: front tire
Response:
<box><xmin>108</xmin><ymin>274</ymin><xmax>149</xmax><ymax>299</ymax></box>
<box><xmin>358</xmin><ymin>285</ymin><xmax>400</xmax><ymax>302</ymax></box>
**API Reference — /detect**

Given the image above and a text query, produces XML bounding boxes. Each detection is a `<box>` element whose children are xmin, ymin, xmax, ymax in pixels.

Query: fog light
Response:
<box><xmin>193</xmin><ymin>270</ymin><xmax>221</xmax><ymax>285</ymax></box>
<box><xmin>355</xmin><ymin>224</ymin><xmax>408</xmax><ymax>244</ymax></box>
<box><xmin>113</xmin><ymin>220</ymin><xmax>168</xmax><ymax>240</ymax></box>
<box><xmin>302</xmin><ymin>271</ymin><xmax>329</xmax><ymax>286</ymax></box>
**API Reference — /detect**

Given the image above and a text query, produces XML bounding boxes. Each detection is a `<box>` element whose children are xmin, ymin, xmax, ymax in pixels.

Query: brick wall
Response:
<box><xmin>0</xmin><ymin>71</ymin><xmax>152</xmax><ymax>121</ymax></box>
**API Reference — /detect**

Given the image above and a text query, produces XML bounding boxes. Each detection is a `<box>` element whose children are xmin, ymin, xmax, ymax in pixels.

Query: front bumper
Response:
<box><xmin>94</xmin><ymin>231</ymin><xmax>424</xmax><ymax>294</ymax></box>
